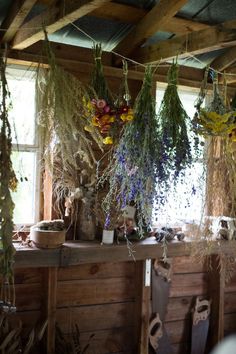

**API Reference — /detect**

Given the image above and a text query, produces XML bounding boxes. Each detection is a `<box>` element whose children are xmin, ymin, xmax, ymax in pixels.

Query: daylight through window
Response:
<box><xmin>7</xmin><ymin>66</ymin><xmax>40</xmax><ymax>226</ymax></box>
<box><xmin>153</xmin><ymin>84</ymin><xmax>205</xmax><ymax>227</ymax></box>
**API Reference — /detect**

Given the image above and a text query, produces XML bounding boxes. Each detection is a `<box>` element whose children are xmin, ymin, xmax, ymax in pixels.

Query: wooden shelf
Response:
<box><xmin>12</xmin><ymin>238</ymin><xmax>236</xmax><ymax>268</ymax></box>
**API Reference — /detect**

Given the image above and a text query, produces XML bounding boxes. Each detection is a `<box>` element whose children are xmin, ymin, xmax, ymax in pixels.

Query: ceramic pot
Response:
<box><xmin>30</xmin><ymin>228</ymin><xmax>66</xmax><ymax>249</ymax></box>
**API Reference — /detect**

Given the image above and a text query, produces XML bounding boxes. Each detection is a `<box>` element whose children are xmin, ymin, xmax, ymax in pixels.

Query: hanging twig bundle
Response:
<box><xmin>0</xmin><ymin>55</ymin><xmax>17</xmax><ymax>309</ymax></box>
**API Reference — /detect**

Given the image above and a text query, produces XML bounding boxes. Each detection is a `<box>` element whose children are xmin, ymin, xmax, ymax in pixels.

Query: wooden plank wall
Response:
<box><xmin>56</xmin><ymin>261</ymin><xmax>137</xmax><ymax>354</ymax></box>
<box><xmin>14</xmin><ymin>267</ymin><xmax>42</xmax><ymax>330</ymax></box>
<box><xmin>8</xmin><ymin>255</ymin><xmax>231</xmax><ymax>354</ymax></box>
<box><xmin>165</xmin><ymin>256</ymin><xmax>208</xmax><ymax>354</ymax></box>
<box><xmin>224</xmin><ymin>266</ymin><xmax>236</xmax><ymax>337</ymax></box>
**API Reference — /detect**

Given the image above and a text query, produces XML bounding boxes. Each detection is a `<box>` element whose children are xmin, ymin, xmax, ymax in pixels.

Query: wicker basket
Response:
<box><xmin>30</xmin><ymin>228</ymin><xmax>66</xmax><ymax>249</ymax></box>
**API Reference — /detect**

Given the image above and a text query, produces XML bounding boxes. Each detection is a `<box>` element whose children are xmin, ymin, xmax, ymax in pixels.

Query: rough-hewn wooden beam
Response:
<box><xmin>132</xmin><ymin>19</ymin><xmax>236</xmax><ymax>64</ymax></box>
<box><xmin>0</xmin><ymin>0</ymin><xmax>38</xmax><ymax>43</ymax></box>
<box><xmin>4</xmin><ymin>42</ymin><xmax>236</xmax><ymax>93</ymax></box>
<box><xmin>114</xmin><ymin>0</ymin><xmax>188</xmax><ymax>62</ymax></box>
<box><xmin>211</xmin><ymin>46</ymin><xmax>236</xmax><ymax>71</ymax></box>
<box><xmin>4</xmin><ymin>42</ymin><xmax>204</xmax><ymax>87</ymax></box>
<box><xmin>11</xmin><ymin>0</ymin><xmax>112</xmax><ymax>50</ymax></box>
<box><xmin>90</xmin><ymin>3</ymin><xmax>210</xmax><ymax>34</ymax></box>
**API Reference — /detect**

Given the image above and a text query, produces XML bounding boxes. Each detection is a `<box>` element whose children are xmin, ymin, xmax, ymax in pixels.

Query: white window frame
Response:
<box><xmin>6</xmin><ymin>65</ymin><xmax>41</xmax><ymax>229</ymax></box>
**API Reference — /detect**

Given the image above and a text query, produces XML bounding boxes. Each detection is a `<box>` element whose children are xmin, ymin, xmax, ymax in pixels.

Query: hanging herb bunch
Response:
<box><xmin>36</xmin><ymin>32</ymin><xmax>104</xmax><ymax>234</ymax></box>
<box><xmin>88</xmin><ymin>43</ymin><xmax>115</xmax><ymax>145</ymax></box>
<box><xmin>158</xmin><ymin>59</ymin><xmax>193</xmax><ymax>183</ymax></box>
<box><xmin>36</xmin><ymin>31</ymin><xmax>103</xmax><ymax>171</ymax></box>
<box><xmin>196</xmin><ymin>70</ymin><xmax>236</xmax><ymax>139</ymax></box>
<box><xmin>99</xmin><ymin>65</ymin><xmax>161</xmax><ymax>235</ymax></box>
<box><xmin>0</xmin><ymin>56</ymin><xmax>17</xmax><ymax>311</ymax></box>
<box><xmin>88</xmin><ymin>44</ymin><xmax>134</xmax><ymax>145</ymax></box>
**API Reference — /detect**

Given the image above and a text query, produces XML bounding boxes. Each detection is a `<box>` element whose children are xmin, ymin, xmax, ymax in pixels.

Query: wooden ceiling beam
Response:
<box><xmin>11</xmin><ymin>0</ymin><xmax>112</xmax><ymax>50</ymax></box>
<box><xmin>113</xmin><ymin>0</ymin><xmax>189</xmax><ymax>63</ymax></box>
<box><xmin>90</xmin><ymin>3</ymin><xmax>210</xmax><ymax>34</ymax></box>
<box><xmin>0</xmin><ymin>0</ymin><xmax>38</xmax><ymax>43</ymax></box>
<box><xmin>211</xmin><ymin>46</ymin><xmax>236</xmax><ymax>71</ymax></box>
<box><xmin>132</xmin><ymin>19</ymin><xmax>236</xmax><ymax>64</ymax></box>
<box><xmin>4</xmin><ymin>42</ymin><xmax>236</xmax><ymax>93</ymax></box>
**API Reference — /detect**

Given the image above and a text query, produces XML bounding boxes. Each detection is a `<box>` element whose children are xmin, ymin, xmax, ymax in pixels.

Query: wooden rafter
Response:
<box><xmin>4</xmin><ymin>41</ymin><xmax>236</xmax><ymax>94</ymax></box>
<box><xmin>132</xmin><ymin>19</ymin><xmax>236</xmax><ymax>64</ymax></box>
<box><xmin>4</xmin><ymin>41</ymin><xmax>204</xmax><ymax>87</ymax></box>
<box><xmin>113</xmin><ymin>0</ymin><xmax>189</xmax><ymax>62</ymax></box>
<box><xmin>0</xmin><ymin>0</ymin><xmax>38</xmax><ymax>43</ymax></box>
<box><xmin>90</xmin><ymin>3</ymin><xmax>210</xmax><ymax>34</ymax></box>
<box><xmin>211</xmin><ymin>46</ymin><xmax>236</xmax><ymax>71</ymax></box>
<box><xmin>11</xmin><ymin>0</ymin><xmax>112</xmax><ymax>50</ymax></box>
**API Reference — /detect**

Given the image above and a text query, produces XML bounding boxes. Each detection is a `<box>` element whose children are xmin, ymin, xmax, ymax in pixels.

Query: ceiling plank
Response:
<box><xmin>132</xmin><ymin>19</ymin><xmax>236</xmax><ymax>64</ymax></box>
<box><xmin>211</xmin><ymin>46</ymin><xmax>236</xmax><ymax>71</ymax></box>
<box><xmin>11</xmin><ymin>0</ymin><xmax>112</xmax><ymax>50</ymax></box>
<box><xmin>0</xmin><ymin>0</ymin><xmax>38</xmax><ymax>43</ymax></box>
<box><xmin>90</xmin><ymin>3</ymin><xmax>210</xmax><ymax>34</ymax></box>
<box><xmin>113</xmin><ymin>0</ymin><xmax>188</xmax><ymax>62</ymax></box>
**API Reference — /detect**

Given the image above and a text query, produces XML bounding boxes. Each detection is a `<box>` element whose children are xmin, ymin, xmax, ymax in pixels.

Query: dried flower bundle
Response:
<box><xmin>0</xmin><ymin>56</ymin><xmax>17</xmax><ymax>309</ymax></box>
<box><xmin>36</xmin><ymin>34</ymin><xmax>103</xmax><ymax>171</ymax></box>
<box><xmin>157</xmin><ymin>61</ymin><xmax>193</xmax><ymax>181</ymax></box>
<box><xmin>99</xmin><ymin>66</ymin><xmax>161</xmax><ymax>235</ymax></box>
<box><xmin>89</xmin><ymin>45</ymin><xmax>134</xmax><ymax>145</ymax></box>
<box><xmin>36</xmin><ymin>34</ymin><xmax>105</xmax><ymax>234</ymax></box>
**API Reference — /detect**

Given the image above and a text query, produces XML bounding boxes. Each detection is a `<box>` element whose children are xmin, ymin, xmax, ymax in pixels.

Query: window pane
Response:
<box><xmin>154</xmin><ymin>162</ymin><xmax>205</xmax><ymax>226</ymax></box>
<box><xmin>11</xmin><ymin>151</ymin><xmax>37</xmax><ymax>225</ymax></box>
<box><xmin>154</xmin><ymin>86</ymin><xmax>205</xmax><ymax>227</ymax></box>
<box><xmin>7</xmin><ymin>74</ymin><xmax>36</xmax><ymax>145</ymax></box>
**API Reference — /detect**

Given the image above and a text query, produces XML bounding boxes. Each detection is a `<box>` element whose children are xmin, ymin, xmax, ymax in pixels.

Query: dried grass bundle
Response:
<box><xmin>36</xmin><ymin>34</ymin><xmax>104</xmax><ymax>232</ymax></box>
<box><xmin>205</xmin><ymin>137</ymin><xmax>236</xmax><ymax>218</ymax></box>
<box><xmin>0</xmin><ymin>55</ymin><xmax>17</xmax><ymax>308</ymax></box>
<box><xmin>36</xmin><ymin>34</ymin><xmax>103</xmax><ymax>171</ymax></box>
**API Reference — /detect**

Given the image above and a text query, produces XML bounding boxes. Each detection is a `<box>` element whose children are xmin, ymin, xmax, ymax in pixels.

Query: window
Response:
<box><xmin>153</xmin><ymin>84</ymin><xmax>205</xmax><ymax>227</ymax></box>
<box><xmin>6</xmin><ymin>66</ymin><xmax>40</xmax><ymax>227</ymax></box>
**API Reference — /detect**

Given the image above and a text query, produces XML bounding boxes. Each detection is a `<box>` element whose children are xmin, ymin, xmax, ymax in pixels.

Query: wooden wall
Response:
<box><xmin>166</xmin><ymin>256</ymin><xmax>208</xmax><ymax>354</ymax></box>
<box><xmin>56</xmin><ymin>261</ymin><xmax>137</xmax><ymax>353</ymax></box>
<box><xmin>224</xmin><ymin>269</ymin><xmax>236</xmax><ymax>337</ymax></box>
<box><xmin>10</xmin><ymin>253</ymin><xmax>235</xmax><ymax>354</ymax></box>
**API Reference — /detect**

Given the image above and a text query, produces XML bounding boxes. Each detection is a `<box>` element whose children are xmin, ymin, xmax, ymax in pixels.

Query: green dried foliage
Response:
<box><xmin>90</xmin><ymin>43</ymin><xmax>112</xmax><ymax>103</ymax></box>
<box><xmin>158</xmin><ymin>61</ymin><xmax>193</xmax><ymax>179</ymax></box>
<box><xmin>99</xmin><ymin>66</ymin><xmax>161</xmax><ymax>235</ymax></box>
<box><xmin>0</xmin><ymin>56</ymin><xmax>16</xmax><ymax>305</ymax></box>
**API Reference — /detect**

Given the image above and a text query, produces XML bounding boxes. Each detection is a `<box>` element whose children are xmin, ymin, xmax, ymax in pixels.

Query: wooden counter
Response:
<box><xmin>13</xmin><ymin>237</ymin><xmax>236</xmax><ymax>268</ymax></box>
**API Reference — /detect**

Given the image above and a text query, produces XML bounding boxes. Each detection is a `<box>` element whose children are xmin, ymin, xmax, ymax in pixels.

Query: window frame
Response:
<box><xmin>6</xmin><ymin>65</ymin><xmax>41</xmax><ymax>229</ymax></box>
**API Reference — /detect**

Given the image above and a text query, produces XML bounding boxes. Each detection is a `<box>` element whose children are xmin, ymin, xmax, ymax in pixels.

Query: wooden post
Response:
<box><xmin>43</xmin><ymin>267</ymin><xmax>58</xmax><ymax>354</ymax></box>
<box><xmin>208</xmin><ymin>254</ymin><xmax>225</xmax><ymax>350</ymax></box>
<box><xmin>137</xmin><ymin>259</ymin><xmax>151</xmax><ymax>354</ymax></box>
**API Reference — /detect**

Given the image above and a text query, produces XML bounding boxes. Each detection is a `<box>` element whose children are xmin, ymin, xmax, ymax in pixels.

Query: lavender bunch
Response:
<box><xmin>99</xmin><ymin>66</ymin><xmax>162</xmax><ymax>235</ymax></box>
